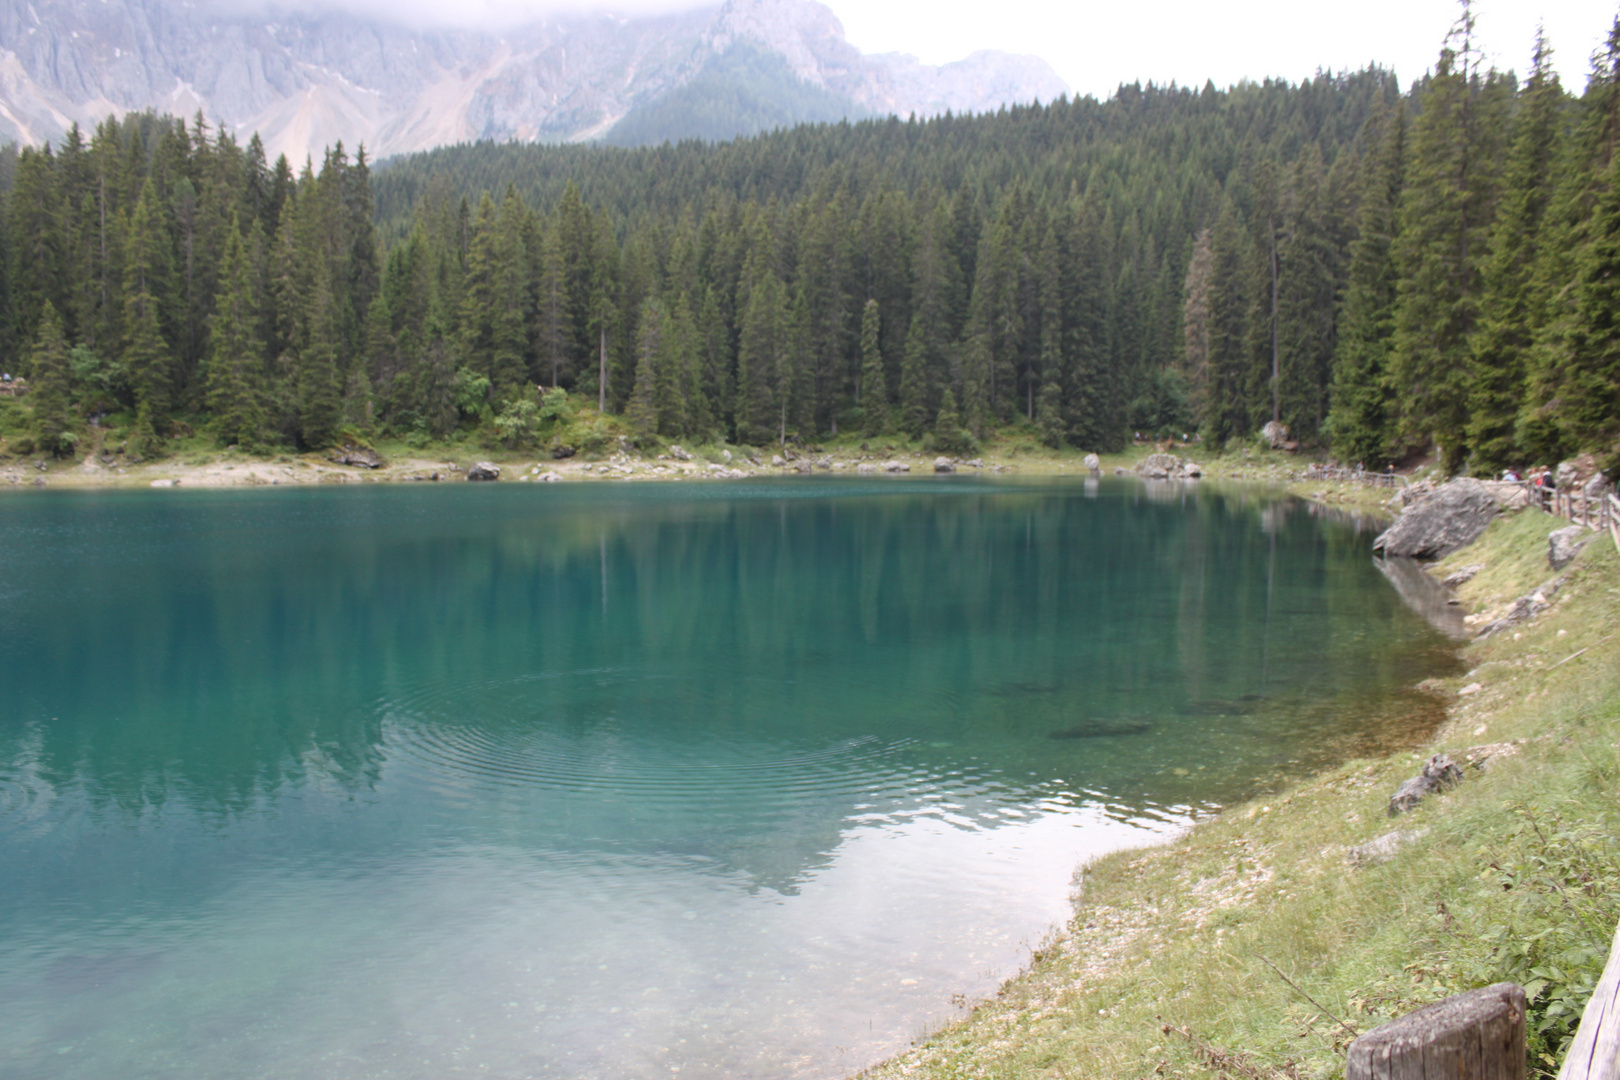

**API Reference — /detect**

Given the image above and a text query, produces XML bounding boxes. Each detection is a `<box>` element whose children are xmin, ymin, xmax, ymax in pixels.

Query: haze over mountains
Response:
<box><xmin>0</xmin><ymin>0</ymin><xmax>1068</xmax><ymax>159</ymax></box>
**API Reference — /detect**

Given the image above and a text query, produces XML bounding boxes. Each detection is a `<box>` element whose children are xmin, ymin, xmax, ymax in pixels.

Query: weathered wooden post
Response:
<box><xmin>1559</xmin><ymin>920</ymin><xmax>1620</xmax><ymax>1080</ymax></box>
<box><xmin>1346</xmin><ymin>983</ymin><xmax>1525</xmax><ymax>1080</ymax></box>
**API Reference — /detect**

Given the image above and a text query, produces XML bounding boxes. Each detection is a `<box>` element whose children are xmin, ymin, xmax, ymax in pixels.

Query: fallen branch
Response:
<box><xmin>1159</xmin><ymin>1019</ymin><xmax>1302</xmax><ymax>1080</ymax></box>
<box><xmin>1251</xmin><ymin>953</ymin><xmax>1361</xmax><ymax>1040</ymax></box>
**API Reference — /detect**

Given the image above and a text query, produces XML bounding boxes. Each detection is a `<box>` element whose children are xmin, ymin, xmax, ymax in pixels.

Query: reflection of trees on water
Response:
<box><xmin>0</xmin><ymin>481</ymin><xmax>1458</xmax><ymax>888</ymax></box>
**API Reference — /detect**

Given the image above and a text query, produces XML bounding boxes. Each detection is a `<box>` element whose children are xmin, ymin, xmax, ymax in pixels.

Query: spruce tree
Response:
<box><xmin>1327</xmin><ymin>103</ymin><xmax>1406</xmax><ymax>466</ymax></box>
<box><xmin>122</xmin><ymin>182</ymin><xmax>176</xmax><ymax>456</ymax></box>
<box><xmin>627</xmin><ymin>296</ymin><xmax>664</xmax><ymax>436</ymax></box>
<box><xmin>204</xmin><ymin>224</ymin><xmax>268</xmax><ymax>448</ymax></box>
<box><xmin>736</xmin><ymin>271</ymin><xmax>788</xmax><ymax>445</ymax></box>
<box><xmin>29</xmin><ymin>301</ymin><xmax>75</xmax><ymax>456</ymax></box>
<box><xmin>1467</xmin><ymin>33</ymin><xmax>1563</xmax><ymax>473</ymax></box>
<box><xmin>1389</xmin><ymin>3</ymin><xmax>1512</xmax><ymax>471</ymax></box>
<box><xmin>859</xmin><ymin>298</ymin><xmax>885</xmax><ymax>435</ymax></box>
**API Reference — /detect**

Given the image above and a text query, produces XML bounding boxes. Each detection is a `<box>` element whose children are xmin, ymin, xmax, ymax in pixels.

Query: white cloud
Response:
<box><xmin>202</xmin><ymin>0</ymin><xmax>1615</xmax><ymax>91</ymax></box>
<box><xmin>830</xmin><ymin>0</ymin><xmax>1616</xmax><ymax>98</ymax></box>
<box><xmin>203</xmin><ymin>0</ymin><xmax>712</xmax><ymax>31</ymax></box>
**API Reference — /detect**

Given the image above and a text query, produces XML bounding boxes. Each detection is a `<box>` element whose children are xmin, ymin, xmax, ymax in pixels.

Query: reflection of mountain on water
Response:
<box><xmin>0</xmin><ymin>479</ymin><xmax>1458</xmax><ymax>897</ymax></box>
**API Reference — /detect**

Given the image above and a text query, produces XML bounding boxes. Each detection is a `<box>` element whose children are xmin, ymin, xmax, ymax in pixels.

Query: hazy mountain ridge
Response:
<box><xmin>0</xmin><ymin>0</ymin><xmax>1068</xmax><ymax>158</ymax></box>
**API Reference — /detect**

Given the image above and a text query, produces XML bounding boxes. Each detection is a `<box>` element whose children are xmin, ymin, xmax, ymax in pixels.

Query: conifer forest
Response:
<box><xmin>3</xmin><ymin>7</ymin><xmax>1619</xmax><ymax>475</ymax></box>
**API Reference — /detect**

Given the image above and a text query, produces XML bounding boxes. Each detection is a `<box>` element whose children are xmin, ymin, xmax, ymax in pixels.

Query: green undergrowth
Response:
<box><xmin>866</xmin><ymin>509</ymin><xmax>1619</xmax><ymax>1080</ymax></box>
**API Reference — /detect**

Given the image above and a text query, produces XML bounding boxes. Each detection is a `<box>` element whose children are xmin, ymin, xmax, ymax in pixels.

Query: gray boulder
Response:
<box><xmin>1347</xmin><ymin>828</ymin><xmax>1428</xmax><ymax>868</ymax></box>
<box><xmin>1084</xmin><ymin>453</ymin><xmax>1101</xmax><ymax>473</ymax></box>
<box><xmin>883</xmin><ymin>460</ymin><xmax>910</xmax><ymax>473</ymax></box>
<box><xmin>466</xmin><ymin>462</ymin><xmax>501</xmax><ymax>481</ymax></box>
<box><xmin>1585</xmin><ymin>471</ymin><xmax>1612</xmax><ymax>497</ymax></box>
<box><xmin>1261</xmin><ymin>420</ymin><xmax>1290</xmax><ymax>449</ymax></box>
<box><xmin>934</xmin><ymin>457</ymin><xmax>956</xmax><ymax>473</ymax></box>
<box><xmin>1372</xmin><ymin>478</ymin><xmax>1499</xmax><ymax>559</ymax></box>
<box><xmin>1388</xmin><ymin>753</ymin><xmax>1464</xmax><ymax>816</ymax></box>
<box><xmin>668</xmin><ymin>445</ymin><xmax>693</xmax><ymax>462</ymax></box>
<box><xmin>1548</xmin><ymin>524</ymin><xmax>1589</xmax><ymax>570</ymax></box>
<box><xmin>1135</xmin><ymin>452</ymin><xmax>1181</xmax><ymax>480</ymax></box>
<box><xmin>331</xmin><ymin>443</ymin><xmax>383</xmax><ymax>469</ymax></box>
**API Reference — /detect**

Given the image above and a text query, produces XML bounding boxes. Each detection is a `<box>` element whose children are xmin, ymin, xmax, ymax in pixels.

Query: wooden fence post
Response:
<box><xmin>1346</xmin><ymin>983</ymin><xmax>1526</xmax><ymax>1080</ymax></box>
<box><xmin>1559</xmin><ymin>920</ymin><xmax>1620</xmax><ymax>1080</ymax></box>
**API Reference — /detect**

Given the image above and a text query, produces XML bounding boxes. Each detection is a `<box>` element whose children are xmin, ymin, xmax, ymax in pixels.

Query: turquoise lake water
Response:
<box><xmin>0</xmin><ymin>477</ymin><xmax>1459</xmax><ymax>1079</ymax></box>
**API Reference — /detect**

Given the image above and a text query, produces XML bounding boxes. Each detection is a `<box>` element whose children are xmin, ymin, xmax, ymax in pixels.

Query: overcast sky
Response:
<box><xmin>287</xmin><ymin>0</ymin><xmax>1616</xmax><ymax>96</ymax></box>
<box><xmin>827</xmin><ymin>0</ymin><xmax>1616</xmax><ymax>97</ymax></box>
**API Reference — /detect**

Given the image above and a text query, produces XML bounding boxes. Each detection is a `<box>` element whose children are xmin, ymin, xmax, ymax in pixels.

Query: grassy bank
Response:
<box><xmin>866</xmin><ymin>507</ymin><xmax>1620</xmax><ymax>1080</ymax></box>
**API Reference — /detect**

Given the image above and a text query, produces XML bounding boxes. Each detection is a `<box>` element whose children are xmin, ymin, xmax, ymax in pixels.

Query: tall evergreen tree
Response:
<box><xmin>204</xmin><ymin>223</ymin><xmax>268</xmax><ymax>447</ymax></box>
<box><xmin>859</xmin><ymin>297</ymin><xmax>886</xmax><ymax>435</ymax></box>
<box><xmin>29</xmin><ymin>301</ymin><xmax>75</xmax><ymax>456</ymax></box>
<box><xmin>1327</xmin><ymin>102</ymin><xmax>1407</xmax><ymax>465</ymax></box>
<box><xmin>1467</xmin><ymin>32</ymin><xmax>1564</xmax><ymax>473</ymax></box>
<box><xmin>1389</xmin><ymin>2</ymin><xmax>1512</xmax><ymax>470</ymax></box>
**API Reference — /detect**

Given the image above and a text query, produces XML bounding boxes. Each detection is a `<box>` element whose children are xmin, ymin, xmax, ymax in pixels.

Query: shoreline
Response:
<box><xmin>862</xmin><ymin>506</ymin><xmax>1618</xmax><ymax>1079</ymax></box>
<box><xmin>0</xmin><ymin>442</ymin><xmax>1409</xmax><ymax>518</ymax></box>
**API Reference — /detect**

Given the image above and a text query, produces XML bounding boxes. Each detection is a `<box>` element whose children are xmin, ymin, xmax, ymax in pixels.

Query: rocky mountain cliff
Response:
<box><xmin>0</xmin><ymin>0</ymin><xmax>1068</xmax><ymax>159</ymax></box>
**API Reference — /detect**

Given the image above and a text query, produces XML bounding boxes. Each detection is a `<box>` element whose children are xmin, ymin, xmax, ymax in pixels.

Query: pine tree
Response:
<box><xmin>29</xmin><ymin>301</ymin><xmax>75</xmax><ymax>456</ymax></box>
<box><xmin>297</xmin><ymin>264</ymin><xmax>344</xmax><ymax>449</ymax></box>
<box><xmin>1548</xmin><ymin>151</ymin><xmax>1620</xmax><ymax>470</ymax></box>
<box><xmin>1181</xmin><ymin>227</ymin><xmax>1214</xmax><ymax>432</ymax></box>
<box><xmin>204</xmin><ymin>223</ymin><xmax>268</xmax><ymax>447</ymax></box>
<box><xmin>1521</xmin><ymin>17</ymin><xmax>1620</xmax><ymax>464</ymax></box>
<box><xmin>859</xmin><ymin>298</ymin><xmax>885</xmax><ymax>435</ymax></box>
<box><xmin>627</xmin><ymin>296</ymin><xmax>665</xmax><ymax>436</ymax></box>
<box><xmin>1327</xmin><ymin>102</ymin><xmax>1406</xmax><ymax>466</ymax></box>
<box><xmin>1389</xmin><ymin>3</ymin><xmax>1512</xmax><ymax>471</ymax></box>
<box><xmin>122</xmin><ymin>181</ymin><xmax>176</xmax><ymax>455</ymax></box>
<box><xmin>1467</xmin><ymin>32</ymin><xmax>1563</xmax><ymax>473</ymax></box>
<box><xmin>898</xmin><ymin>315</ymin><xmax>930</xmax><ymax>438</ymax></box>
<box><xmin>736</xmin><ymin>271</ymin><xmax>789</xmax><ymax>445</ymax></box>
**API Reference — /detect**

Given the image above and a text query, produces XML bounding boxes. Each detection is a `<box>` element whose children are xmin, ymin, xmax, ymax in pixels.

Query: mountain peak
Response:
<box><xmin>0</xmin><ymin>0</ymin><xmax>1070</xmax><ymax>157</ymax></box>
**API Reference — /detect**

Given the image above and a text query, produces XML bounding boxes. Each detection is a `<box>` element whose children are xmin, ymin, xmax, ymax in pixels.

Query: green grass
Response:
<box><xmin>866</xmin><ymin>512</ymin><xmax>1620</xmax><ymax>1080</ymax></box>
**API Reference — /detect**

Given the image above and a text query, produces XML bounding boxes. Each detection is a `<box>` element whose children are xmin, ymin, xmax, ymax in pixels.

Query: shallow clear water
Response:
<box><xmin>0</xmin><ymin>477</ymin><xmax>1457</xmax><ymax>1079</ymax></box>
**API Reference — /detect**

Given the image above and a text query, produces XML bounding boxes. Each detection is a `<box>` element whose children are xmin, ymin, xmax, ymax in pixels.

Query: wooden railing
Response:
<box><xmin>1302</xmin><ymin>465</ymin><xmax>1408</xmax><ymax>489</ymax></box>
<box><xmin>1523</xmin><ymin>483</ymin><xmax>1620</xmax><ymax>555</ymax></box>
<box><xmin>1559</xmin><ymin>919</ymin><xmax>1620</xmax><ymax>1080</ymax></box>
<box><xmin>1346</xmin><ymin>918</ymin><xmax>1620</xmax><ymax>1080</ymax></box>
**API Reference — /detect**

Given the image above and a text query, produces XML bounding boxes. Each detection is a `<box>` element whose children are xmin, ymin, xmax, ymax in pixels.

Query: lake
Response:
<box><xmin>0</xmin><ymin>476</ymin><xmax>1458</xmax><ymax>1079</ymax></box>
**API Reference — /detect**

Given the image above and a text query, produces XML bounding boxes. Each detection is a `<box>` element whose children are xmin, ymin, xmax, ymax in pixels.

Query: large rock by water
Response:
<box><xmin>330</xmin><ymin>444</ymin><xmax>383</xmax><ymax>469</ymax></box>
<box><xmin>1372</xmin><ymin>478</ymin><xmax>1499</xmax><ymax>559</ymax></box>
<box><xmin>1134</xmin><ymin>453</ymin><xmax>1200</xmax><ymax>481</ymax></box>
<box><xmin>466</xmin><ymin>462</ymin><xmax>501</xmax><ymax>482</ymax></box>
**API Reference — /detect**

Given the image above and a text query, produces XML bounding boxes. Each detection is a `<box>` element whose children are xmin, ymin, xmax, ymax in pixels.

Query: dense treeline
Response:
<box><xmin>2</xmin><ymin>5</ymin><xmax>1618</xmax><ymax>473</ymax></box>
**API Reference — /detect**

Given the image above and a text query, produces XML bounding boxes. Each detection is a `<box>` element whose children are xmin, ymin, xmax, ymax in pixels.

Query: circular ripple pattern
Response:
<box><xmin>372</xmin><ymin>670</ymin><xmax>1027</xmax><ymax>834</ymax></box>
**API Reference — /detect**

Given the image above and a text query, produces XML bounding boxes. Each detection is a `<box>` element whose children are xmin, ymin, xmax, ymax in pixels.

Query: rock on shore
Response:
<box><xmin>1372</xmin><ymin>478</ymin><xmax>1499</xmax><ymax>559</ymax></box>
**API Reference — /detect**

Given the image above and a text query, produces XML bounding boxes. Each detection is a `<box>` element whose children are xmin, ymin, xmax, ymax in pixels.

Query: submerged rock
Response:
<box><xmin>1372</xmin><ymin>478</ymin><xmax>1499</xmax><ymax>559</ymax></box>
<box><xmin>466</xmin><ymin>461</ymin><xmax>501</xmax><ymax>481</ymax></box>
<box><xmin>1047</xmin><ymin>720</ymin><xmax>1153</xmax><ymax>740</ymax></box>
